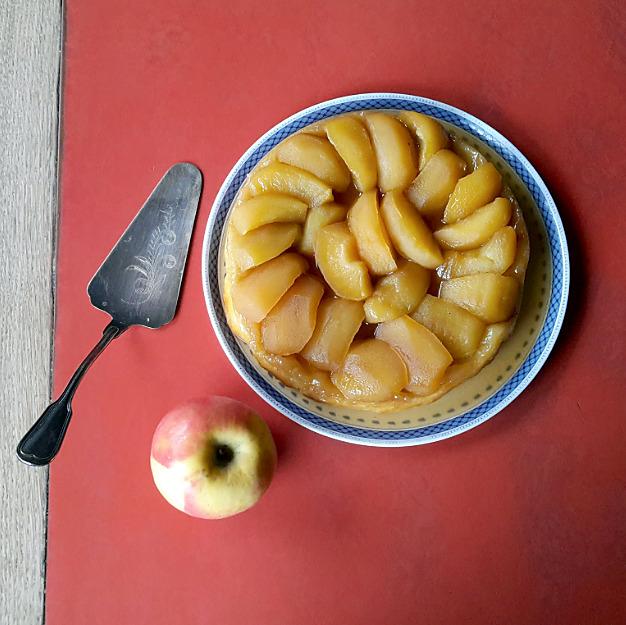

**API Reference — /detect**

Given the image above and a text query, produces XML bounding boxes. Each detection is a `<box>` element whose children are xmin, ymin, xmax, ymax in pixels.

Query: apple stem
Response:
<box><xmin>213</xmin><ymin>444</ymin><xmax>234</xmax><ymax>468</ymax></box>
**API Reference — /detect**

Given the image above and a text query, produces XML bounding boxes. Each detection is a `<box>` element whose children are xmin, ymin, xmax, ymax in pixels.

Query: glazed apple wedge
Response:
<box><xmin>397</xmin><ymin>111</ymin><xmax>450</xmax><ymax>171</ymax></box>
<box><xmin>434</xmin><ymin>197</ymin><xmax>512</xmax><ymax>250</ymax></box>
<box><xmin>412</xmin><ymin>294</ymin><xmax>486</xmax><ymax>360</ymax></box>
<box><xmin>443</xmin><ymin>162</ymin><xmax>502</xmax><ymax>223</ymax></box>
<box><xmin>363</xmin><ymin>260</ymin><xmax>430</xmax><ymax>323</ymax></box>
<box><xmin>231</xmin><ymin>193</ymin><xmax>307</xmax><ymax>235</ymax></box>
<box><xmin>231</xmin><ymin>253</ymin><xmax>308</xmax><ymax>323</ymax></box>
<box><xmin>365</xmin><ymin>113</ymin><xmax>418</xmax><ymax>192</ymax></box>
<box><xmin>315</xmin><ymin>222</ymin><xmax>372</xmax><ymax>300</ymax></box>
<box><xmin>300</xmin><ymin>297</ymin><xmax>364</xmax><ymax>371</ymax></box>
<box><xmin>375</xmin><ymin>316</ymin><xmax>453</xmax><ymax>395</ymax></box>
<box><xmin>325</xmin><ymin>116</ymin><xmax>377</xmax><ymax>192</ymax></box>
<box><xmin>331</xmin><ymin>339</ymin><xmax>408</xmax><ymax>402</ymax></box>
<box><xmin>244</xmin><ymin>162</ymin><xmax>333</xmax><ymax>206</ymax></box>
<box><xmin>380</xmin><ymin>190</ymin><xmax>443</xmax><ymax>269</ymax></box>
<box><xmin>299</xmin><ymin>202</ymin><xmax>348</xmax><ymax>256</ymax></box>
<box><xmin>347</xmin><ymin>190</ymin><xmax>396</xmax><ymax>275</ymax></box>
<box><xmin>406</xmin><ymin>149</ymin><xmax>467</xmax><ymax>218</ymax></box>
<box><xmin>437</xmin><ymin>226</ymin><xmax>517</xmax><ymax>278</ymax></box>
<box><xmin>261</xmin><ymin>275</ymin><xmax>324</xmax><ymax>355</ymax></box>
<box><xmin>439</xmin><ymin>273</ymin><xmax>519</xmax><ymax>323</ymax></box>
<box><xmin>231</xmin><ymin>223</ymin><xmax>301</xmax><ymax>272</ymax></box>
<box><xmin>276</xmin><ymin>134</ymin><xmax>351</xmax><ymax>191</ymax></box>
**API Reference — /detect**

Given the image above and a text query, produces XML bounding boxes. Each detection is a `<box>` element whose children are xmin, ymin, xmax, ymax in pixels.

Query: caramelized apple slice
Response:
<box><xmin>397</xmin><ymin>111</ymin><xmax>449</xmax><ymax>170</ymax></box>
<box><xmin>437</xmin><ymin>227</ymin><xmax>517</xmax><ymax>279</ymax></box>
<box><xmin>434</xmin><ymin>197</ymin><xmax>512</xmax><ymax>250</ymax></box>
<box><xmin>231</xmin><ymin>193</ymin><xmax>307</xmax><ymax>235</ymax></box>
<box><xmin>380</xmin><ymin>190</ymin><xmax>443</xmax><ymax>269</ymax></box>
<box><xmin>315</xmin><ymin>222</ymin><xmax>372</xmax><ymax>300</ymax></box>
<box><xmin>406</xmin><ymin>149</ymin><xmax>466</xmax><ymax>218</ymax></box>
<box><xmin>443</xmin><ymin>162</ymin><xmax>502</xmax><ymax>223</ymax></box>
<box><xmin>375</xmin><ymin>316</ymin><xmax>452</xmax><ymax>395</ymax></box>
<box><xmin>331</xmin><ymin>339</ymin><xmax>408</xmax><ymax>401</ymax></box>
<box><xmin>231</xmin><ymin>253</ymin><xmax>308</xmax><ymax>323</ymax></box>
<box><xmin>412</xmin><ymin>294</ymin><xmax>486</xmax><ymax>360</ymax></box>
<box><xmin>365</xmin><ymin>113</ymin><xmax>418</xmax><ymax>192</ymax></box>
<box><xmin>439</xmin><ymin>273</ymin><xmax>519</xmax><ymax>323</ymax></box>
<box><xmin>325</xmin><ymin>116</ymin><xmax>377</xmax><ymax>192</ymax></box>
<box><xmin>231</xmin><ymin>223</ymin><xmax>301</xmax><ymax>272</ymax></box>
<box><xmin>244</xmin><ymin>162</ymin><xmax>333</xmax><ymax>206</ymax></box>
<box><xmin>300</xmin><ymin>298</ymin><xmax>364</xmax><ymax>371</ymax></box>
<box><xmin>261</xmin><ymin>275</ymin><xmax>324</xmax><ymax>355</ymax></box>
<box><xmin>347</xmin><ymin>190</ymin><xmax>396</xmax><ymax>275</ymax></box>
<box><xmin>276</xmin><ymin>133</ymin><xmax>351</xmax><ymax>191</ymax></box>
<box><xmin>363</xmin><ymin>260</ymin><xmax>430</xmax><ymax>323</ymax></box>
<box><xmin>299</xmin><ymin>202</ymin><xmax>348</xmax><ymax>256</ymax></box>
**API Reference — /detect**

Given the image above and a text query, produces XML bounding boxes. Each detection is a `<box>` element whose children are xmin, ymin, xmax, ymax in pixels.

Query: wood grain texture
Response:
<box><xmin>0</xmin><ymin>1</ymin><xmax>62</xmax><ymax>623</ymax></box>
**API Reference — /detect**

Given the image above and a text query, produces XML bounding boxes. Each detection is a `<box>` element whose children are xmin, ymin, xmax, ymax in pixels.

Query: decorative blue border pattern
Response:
<box><xmin>202</xmin><ymin>93</ymin><xmax>569</xmax><ymax>447</ymax></box>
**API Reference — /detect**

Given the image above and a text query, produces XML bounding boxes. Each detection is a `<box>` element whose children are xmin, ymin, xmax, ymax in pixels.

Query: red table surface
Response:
<box><xmin>48</xmin><ymin>1</ymin><xmax>626</xmax><ymax>623</ymax></box>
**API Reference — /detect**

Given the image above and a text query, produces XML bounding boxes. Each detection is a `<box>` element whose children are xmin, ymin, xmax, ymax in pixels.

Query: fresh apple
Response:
<box><xmin>150</xmin><ymin>397</ymin><xmax>277</xmax><ymax>519</ymax></box>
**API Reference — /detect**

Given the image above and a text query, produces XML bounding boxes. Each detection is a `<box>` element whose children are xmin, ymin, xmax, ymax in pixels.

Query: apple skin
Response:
<box><xmin>150</xmin><ymin>396</ymin><xmax>277</xmax><ymax>519</ymax></box>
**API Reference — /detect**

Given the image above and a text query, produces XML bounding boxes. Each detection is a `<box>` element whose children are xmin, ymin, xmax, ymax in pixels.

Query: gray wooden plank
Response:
<box><xmin>0</xmin><ymin>0</ymin><xmax>62</xmax><ymax>623</ymax></box>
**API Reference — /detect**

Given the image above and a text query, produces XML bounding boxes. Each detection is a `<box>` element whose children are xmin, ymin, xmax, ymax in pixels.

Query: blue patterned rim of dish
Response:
<box><xmin>202</xmin><ymin>93</ymin><xmax>569</xmax><ymax>447</ymax></box>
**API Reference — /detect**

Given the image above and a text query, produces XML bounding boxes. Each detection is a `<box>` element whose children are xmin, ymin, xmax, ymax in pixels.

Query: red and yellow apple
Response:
<box><xmin>150</xmin><ymin>397</ymin><xmax>277</xmax><ymax>519</ymax></box>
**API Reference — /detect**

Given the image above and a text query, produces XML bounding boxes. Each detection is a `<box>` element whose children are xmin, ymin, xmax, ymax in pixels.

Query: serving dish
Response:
<box><xmin>202</xmin><ymin>93</ymin><xmax>569</xmax><ymax>446</ymax></box>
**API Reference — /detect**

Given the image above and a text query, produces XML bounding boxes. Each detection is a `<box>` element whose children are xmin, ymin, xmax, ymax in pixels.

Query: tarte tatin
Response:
<box><xmin>222</xmin><ymin>111</ymin><xmax>528</xmax><ymax>413</ymax></box>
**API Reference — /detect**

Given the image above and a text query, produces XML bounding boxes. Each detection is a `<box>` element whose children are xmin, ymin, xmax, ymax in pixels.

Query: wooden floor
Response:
<box><xmin>0</xmin><ymin>1</ymin><xmax>62</xmax><ymax>623</ymax></box>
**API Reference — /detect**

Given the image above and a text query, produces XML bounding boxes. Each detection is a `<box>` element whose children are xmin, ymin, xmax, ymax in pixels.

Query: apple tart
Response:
<box><xmin>222</xmin><ymin>111</ymin><xmax>529</xmax><ymax>413</ymax></box>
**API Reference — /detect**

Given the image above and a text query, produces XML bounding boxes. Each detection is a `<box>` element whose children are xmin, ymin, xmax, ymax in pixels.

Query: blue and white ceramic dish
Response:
<box><xmin>202</xmin><ymin>93</ymin><xmax>569</xmax><ymax>446</ymax></box>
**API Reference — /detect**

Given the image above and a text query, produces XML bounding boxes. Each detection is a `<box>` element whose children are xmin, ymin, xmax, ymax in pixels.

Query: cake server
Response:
<box><xmin>17</xmin><ymin>162</ymin><xmax>202</xmax><ymax>466</ymax></box>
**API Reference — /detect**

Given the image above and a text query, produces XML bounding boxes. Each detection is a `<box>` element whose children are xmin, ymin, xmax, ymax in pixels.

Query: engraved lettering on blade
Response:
<box><xmin>122</xmin><ymin>206</ymin><xmax>177</xmax><ymax>305</ymax></box>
